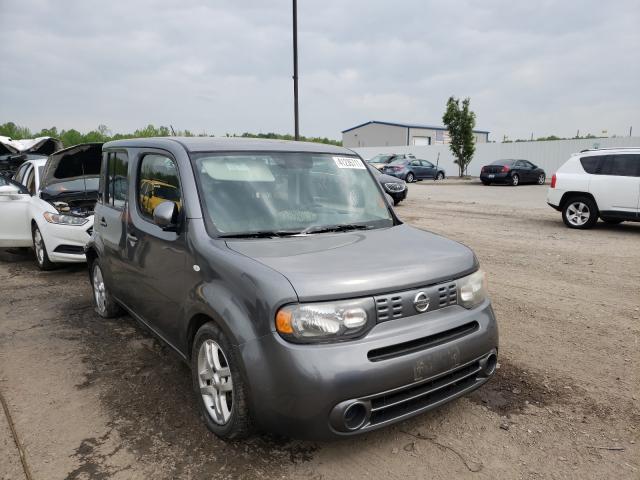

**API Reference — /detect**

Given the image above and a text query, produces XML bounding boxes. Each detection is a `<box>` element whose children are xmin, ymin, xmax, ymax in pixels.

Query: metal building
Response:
<box><xmin>342</xmin><ymin>120</ymin><xmax>490</xmax><ymax>148</ymax></box>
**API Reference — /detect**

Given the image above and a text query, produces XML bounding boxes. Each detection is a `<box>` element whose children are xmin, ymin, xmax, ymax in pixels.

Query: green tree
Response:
<box><xmin>442</xmin><ymin>96</ymin><xmax>476</xmax><ymax>177</ymax></box>
<box><xmin>0</xmin><ymin>122</ymin><xmax>32</xmax><ymax>139</ymax></box>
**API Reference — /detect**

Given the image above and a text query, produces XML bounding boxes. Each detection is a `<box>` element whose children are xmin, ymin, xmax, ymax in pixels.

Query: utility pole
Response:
<box><xmin>292</xmin><ymin>0</ymin><xmax>300</xmax><ymax>140</ymax></box>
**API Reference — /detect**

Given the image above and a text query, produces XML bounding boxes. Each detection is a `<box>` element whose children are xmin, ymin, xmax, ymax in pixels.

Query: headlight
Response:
<box><xmin>276</xmin><ymin>299</ymin><xmax>372</xmax><ymax>343</ymax></box>
<box><xmin>43</xmin><ymin>211</ymin><xmax>89</xmax><ymax>226</ymax></box>
<box><xmin>457</xmin><ymin>270</ymin><xmax>488</xmax><ymax>309</ymax></box>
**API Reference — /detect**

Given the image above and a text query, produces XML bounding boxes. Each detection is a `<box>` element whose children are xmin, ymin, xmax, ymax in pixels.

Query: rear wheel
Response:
<box><xmin>405</xmin><ymin>172</ymin><xmax>415</xmax><ymax>183</ymax></box>
<box><xmin>511</xmin><ymin>174</ymin><xmax>519</xmax><ymax>186</ymax></box>
<box><xmin>192</xmin><ymin>322</ymin><xmax>252</xmax><ymax>439</ymax></box>
<box><xmin>32</xmin><ymin>225</ymin><xmax>55</xmax><ymax>271</ymax></box>
<box><xmin>562</xmin><ymin>196</ymin><xmax>598</xmax><ymax>229</ymax></box>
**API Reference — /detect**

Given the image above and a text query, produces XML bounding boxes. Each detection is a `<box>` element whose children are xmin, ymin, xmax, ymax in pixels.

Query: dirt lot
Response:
<box><xmin>1</xmin><ymin>180</ymin><xmax>639</xmax><ymax>480</ymax></box>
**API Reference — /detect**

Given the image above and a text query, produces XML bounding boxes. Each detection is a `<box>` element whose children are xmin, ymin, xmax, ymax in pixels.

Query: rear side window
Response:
<box><xmin>581</xmin><ymin>154</ymin><xmax>640</xmax><ymax>177</ymax></box>
<box><xmin>105</xmin><ymin>151</ymin><xmax>129</xmax><ymax>209</ymax></box>
<box><xmin>600</xmin><ymin>154</ymin><xmax>639</xmax><ymax>177</ymax></box>
<box><xmin>137</xmin><ymin>154</ymin><xmax>182</xmax><ymax>220</ymax></box>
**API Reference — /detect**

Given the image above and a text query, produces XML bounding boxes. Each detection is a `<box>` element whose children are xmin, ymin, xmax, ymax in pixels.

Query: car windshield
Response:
<box><xmin>43</xmin><ymin>176</ymin><xmax>100</xmax><ymax>193</ymax></box>
<box><xmin>193</xmin><ymin>152</ymin><xmax>393</xmax><ymax>236</ymax></box>
<box><xmin>368</xmin><ymin>154</ymin><xmax>394</xmax><ymax>164</ymax></box>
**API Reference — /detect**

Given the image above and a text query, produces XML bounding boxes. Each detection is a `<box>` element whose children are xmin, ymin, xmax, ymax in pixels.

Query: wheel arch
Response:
<box><xmin>560</xmin><ymin>191</ymin><xmax>598</xmax><ymax>211</ymax></box>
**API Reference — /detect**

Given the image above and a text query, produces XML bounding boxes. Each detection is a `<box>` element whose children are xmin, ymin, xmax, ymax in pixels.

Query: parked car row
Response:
<box><xmin>366</xmin><ymin>153</ymin><xmax>446</xmax><ymax>183</ymax></box>
<box><xmin>0</xmin><ymin>137</ymin><xmax>499</xmax><ymax>441</ymax></box>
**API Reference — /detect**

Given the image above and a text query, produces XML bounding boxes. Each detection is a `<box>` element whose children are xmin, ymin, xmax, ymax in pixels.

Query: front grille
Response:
<box><xmin>53</xmin><ymin>245</ymin><xmax>85</xmax><ymax>254</ymax></box>
<box><xmin>368</xmin><ymin>359</ymin><xmax>482</xmax><ymax>426</ymax></box>
<box><xmin>376</xmin><ymin>295</ymin><xmax>403</xmax><ymax>321</ymax></box>
<box><xmin>367</xmin><ymin>321</ymin><xmax>479</xmax><ymax>362</ymax></box>
<box><xmin>374</xmin><ymin>280</ymin><xmax>459</xmax><ymax>323</ymax></box>
<box><xmin>438</xmin><ymin>283</ymin><xmax>457</xmax><ymax>307</ymax></box>
<box><xmin>384</xmin><ymin>182</ymin><xmax>406</xmax><ymax>192</ymax></box>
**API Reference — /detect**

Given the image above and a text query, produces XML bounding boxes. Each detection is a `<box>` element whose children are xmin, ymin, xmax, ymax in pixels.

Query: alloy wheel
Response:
<box><xmin>92</xmin><ymin>264</ymin><xmax>107</xmax><ymax>315</ymax></box>
<box><xmin>566</xmin><ymin>202</ymin><xmax>590</xmax><ymax>226</ymax></box>
<box><xmin>198</xmin><ymin>339</ymin><xmax>234</xmax><ymax>425</ymax></box>
<box><xmin>33</xmin><ymin>228</ymin><xmax>44</xmax><ymax>265</ymax></box>
<box><xmin>538</xmin><ymin>174</ymin><xmax>545</xmax><ymax>184</ymax></box>
<box><xmin>406</xmin><ymin>173</ymin><xmax>414</xmax><ymax>183</ymax></box>
<box><xmin>512</xmin><ymin>175</ymin><xmax>519</xmax><ymax>186</ymax></box>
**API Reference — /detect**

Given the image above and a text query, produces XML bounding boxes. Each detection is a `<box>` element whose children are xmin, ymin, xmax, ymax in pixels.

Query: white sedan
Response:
<box><xmin>0</xmin><ymin>144</ymin><xmax>102</xmax><ymax>269</ymax></box>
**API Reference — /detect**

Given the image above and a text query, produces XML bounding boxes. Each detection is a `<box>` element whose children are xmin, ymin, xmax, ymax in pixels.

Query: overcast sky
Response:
<box><xmin>1</xmin><ymin>0</ymin><xmax>638</xmax><ymax>141</ymax></box>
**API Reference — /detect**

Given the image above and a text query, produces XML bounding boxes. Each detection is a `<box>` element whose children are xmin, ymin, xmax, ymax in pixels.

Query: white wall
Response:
<box><xmin>352</xmin><ymin>137</ymin><xmax>640</xmax><ymax>176</ymax></box>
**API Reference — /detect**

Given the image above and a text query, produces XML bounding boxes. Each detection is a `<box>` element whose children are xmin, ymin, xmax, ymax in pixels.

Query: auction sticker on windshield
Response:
<box><xmin>333</xmin><ymin>156</ymin><xmax>365</xmax><ymax>169</ymax></box>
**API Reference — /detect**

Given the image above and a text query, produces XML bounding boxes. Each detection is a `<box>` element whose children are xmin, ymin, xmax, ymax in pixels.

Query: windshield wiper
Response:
<box><xmin>300</xmin><ymin>224</ymin><xmax>374</xmax><ymax>235</ymax></box>
<box><xmin>219</xmin><ymin>230</ymin><xmax>299</xmax><ymax>239</ymax></box>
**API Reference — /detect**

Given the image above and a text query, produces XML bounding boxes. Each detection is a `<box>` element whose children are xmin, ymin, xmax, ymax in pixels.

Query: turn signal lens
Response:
<box><xmin>551</xmin><ymin>174</ymin><xmax>557</xmax><ymax>188</ymax></box>
<box><xmin>275</xmin><ymin>310</ymin><xmax>294</xmax><ymax>334</ymax></box>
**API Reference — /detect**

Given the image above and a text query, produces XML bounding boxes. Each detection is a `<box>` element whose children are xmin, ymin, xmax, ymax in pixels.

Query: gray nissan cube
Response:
<box><xmin>86</xmin><ymin>137</ymin><xmax>498</xmax><ymax>440</ymax></box>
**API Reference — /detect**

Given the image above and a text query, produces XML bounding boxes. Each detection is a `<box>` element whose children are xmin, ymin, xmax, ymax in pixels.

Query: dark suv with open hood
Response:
<box><xmin>86</xmin><ymin>137</ymin><xmax>498</xmax><ymax>440</ymax></box>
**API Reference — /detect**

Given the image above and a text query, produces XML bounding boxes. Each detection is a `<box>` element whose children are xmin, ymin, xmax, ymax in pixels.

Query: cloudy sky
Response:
<box><xmin>1</xmin><ymin>0</ymin><xmax>638</xmax><ymax>141</ymax></box>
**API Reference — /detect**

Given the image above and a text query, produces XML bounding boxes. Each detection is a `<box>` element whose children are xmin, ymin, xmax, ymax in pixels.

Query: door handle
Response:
<box><xmin>100</xmin><ymin>217</ymin><xmax>107</xmax><ymax>227</ymax></box>
<box><xmin>126</xmin><ymin>233</ymin><xmax>138</xmax><ymax>245</ymax></box>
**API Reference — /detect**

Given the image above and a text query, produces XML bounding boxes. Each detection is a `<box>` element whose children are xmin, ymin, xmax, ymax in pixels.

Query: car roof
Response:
<box><xmin>103</xmin><ymin>137</ymin><xmax>353</xmax><ymax>155</ymax></box>
<box><xmin>575</xmin><ymin>147</ymin><xmax>640</xmax><ymax>156</ymax></box>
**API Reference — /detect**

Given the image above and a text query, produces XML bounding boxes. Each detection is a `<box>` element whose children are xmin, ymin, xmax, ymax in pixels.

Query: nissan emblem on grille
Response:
<box><xmin>413</xmin><ymin>292</ymin><xmax>430</xmax><ymax>312</ymax></box>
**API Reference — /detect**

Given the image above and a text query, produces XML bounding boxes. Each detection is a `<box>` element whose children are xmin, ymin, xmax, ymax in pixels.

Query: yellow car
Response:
<box><xmin>139</xmin><ymin>179</ymin><xmax>182</xmax><ymax>216</ymax></box>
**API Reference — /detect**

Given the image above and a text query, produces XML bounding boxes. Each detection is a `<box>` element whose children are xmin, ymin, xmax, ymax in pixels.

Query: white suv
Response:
<box><xmin>547</xmin><ymin>148</ymin><xmax>640</xmax><ymax>229</ymax></box>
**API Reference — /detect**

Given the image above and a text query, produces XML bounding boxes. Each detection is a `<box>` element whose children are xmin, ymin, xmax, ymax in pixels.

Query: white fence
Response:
<box><xmin>353</xmin><ymin>137</ymin><xmax>640</xmax><ymax>177</ymax></box>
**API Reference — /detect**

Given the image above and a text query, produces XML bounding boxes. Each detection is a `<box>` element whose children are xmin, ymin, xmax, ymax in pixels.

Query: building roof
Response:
<box><xmin>104</xmin><ymin>137</ymin><xmax>352</xmax><ymax>155</ymax></box>
<box><xmin>342</xmin><ymin>120</ymin><xmax>490</xmax><ymax>134</ymax></box>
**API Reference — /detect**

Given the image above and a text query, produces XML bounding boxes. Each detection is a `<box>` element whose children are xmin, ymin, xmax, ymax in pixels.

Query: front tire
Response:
<box><xmin>90</xmin><ymin>260</ymin><xmax>123</xmax><ymax>318</ymax></box>
<box><xmin>436</xmin><ymin>172</ymin><xmax>445</xmax><ymax>181</ymax></box>
<box><xmin>192</xmin><ymin>322</ymin><xmax>252</xmax><ymax>439</ymax></box>
<box><xmin>32</xmin><ymin>224</ymin><xmax>55</xmax><ymax>271</ymax></box>
<box><xmin>405</xmin><ymin>172</ymin><xmax>415</xmax><ymax>183</ymax></box>
<box><xmin>537</xmin><ymin>173</ymin><xmax>546</xmax><ymax>185</ymax></box>
<box><xmin>511</xmin><ymin>174</ymin><xmax>519</xmax><ymax>186</ymax></box>
<box><xmin>562</xmin><ymin>196</ymin><xmax>598</xmax><ymax>229</ymax></box>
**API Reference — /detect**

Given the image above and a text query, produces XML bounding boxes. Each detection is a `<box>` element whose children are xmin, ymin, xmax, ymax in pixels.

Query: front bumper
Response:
<box><xmin>239</xmin><ymin>301</ymin><xmax>498</xmax><ymax>439</ymax></box>
<box><xmin>386</xmin><ymin>188</ymin><xmax>408</xmax><ymax>202</ymax></box>
<box><xmin>40</xmin><ymin>217</ymin><xmax>94</xmax><ymax>263</ymax></box>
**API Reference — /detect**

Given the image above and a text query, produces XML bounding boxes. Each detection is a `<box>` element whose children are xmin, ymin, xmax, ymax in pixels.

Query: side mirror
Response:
<box><xmin>0</xmin><ymin>179</ymin><xmax>29</xmax><ymax>195</ymax></box>
<box><xmin>153</xmin><ymin>201</ymin><xmax>179</xmax><ymax>230</ymax></box>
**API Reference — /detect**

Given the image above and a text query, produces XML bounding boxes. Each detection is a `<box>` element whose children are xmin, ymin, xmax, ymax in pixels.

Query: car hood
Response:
<box><xmin>378</xmin><ymin>172</ymin><xmax>404</xmax><ymax>184</ymax></box>
<box><xmin>225</xmin><ymin>224</ymin><xmax>477</xmax><ymax>301</ymax></box>
<box><xmin>40</xmin><ymin>143</ymin><xmax>102</xmax><ymax>191</ymax></box>
<box><xmin>0</xmin><ymin>136</ymin><xmax>62</xmax><ymax>156</ymax></box>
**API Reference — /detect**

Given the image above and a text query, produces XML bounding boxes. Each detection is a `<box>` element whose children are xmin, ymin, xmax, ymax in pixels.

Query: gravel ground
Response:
<box><xmin>1</xmin><ymin>180</ymin><xmax>638</xmax><ymax>480</ymax></box>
